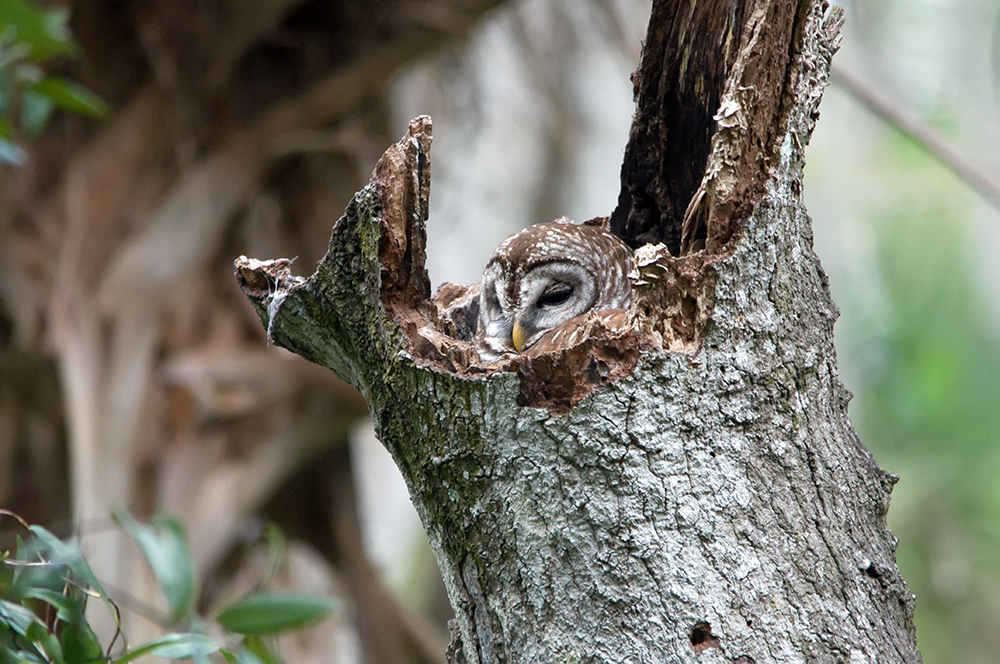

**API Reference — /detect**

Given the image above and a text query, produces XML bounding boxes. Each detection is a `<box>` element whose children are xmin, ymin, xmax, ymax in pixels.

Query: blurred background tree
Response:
<box><xmin>1</xmin><ymin>0</ymin><xmax>997</xmax><ymax>663</ymax></box>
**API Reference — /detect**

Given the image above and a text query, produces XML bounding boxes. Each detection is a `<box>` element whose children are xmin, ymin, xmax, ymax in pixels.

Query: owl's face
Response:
<box><xmin>477</xmin><ymin>220</ymin><xmax>632</xmax><ymax>355</ymax></box>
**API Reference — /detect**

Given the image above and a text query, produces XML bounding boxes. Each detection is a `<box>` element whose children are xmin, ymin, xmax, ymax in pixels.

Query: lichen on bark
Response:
<box><xmin>236</xmin><ymin>1</ymin><xmax>922</xmax><ymax>662</ymax></box>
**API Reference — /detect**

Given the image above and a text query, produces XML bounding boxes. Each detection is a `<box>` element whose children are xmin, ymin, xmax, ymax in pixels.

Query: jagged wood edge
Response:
<box><xmin>235</xmin><ymin>118</ymin><xmax>431</xmax><ymax>400</ymax></box>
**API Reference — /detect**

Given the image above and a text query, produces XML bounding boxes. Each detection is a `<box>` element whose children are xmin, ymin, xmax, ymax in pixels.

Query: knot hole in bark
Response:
<box><xmin>671</xmin><ymin>293</ymin><xmax>699</xmax><ymax>340</ymax></box>
<box><xmin>689</xmin><ymin>620</ymin><xmax>720</xmax><ymax>652</ymax></box>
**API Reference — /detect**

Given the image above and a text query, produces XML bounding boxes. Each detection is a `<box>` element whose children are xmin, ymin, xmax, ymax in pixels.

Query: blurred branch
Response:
<box><xmin>832</xmin><ymin>64</ymin><xmax>1000</xmax><ymax>211</ymax></box>
<box><xmin>99</xmin><ymin>0</ymin><xmax>509</xmax><ymax>305</ymax></box>
<box><xmin>206</xmin><ymin>0</ymin><xmax>305</xmax><ymax>88</ymax></box>
<box><xmin>328</xmin><ymin>448</ymin><xmax>449</xmax><ymax>664</ymax></box>
<box><xmin>181</xmin><ymin>410</ymin><xmax>366</xmax><ymax>574</ymax></box>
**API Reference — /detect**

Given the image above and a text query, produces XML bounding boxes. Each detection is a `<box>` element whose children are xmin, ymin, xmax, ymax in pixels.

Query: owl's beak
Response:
<box><xmin>511</xmin><ymin>319</ymin><xmax>528</xmax><ymax>352</ymax></box>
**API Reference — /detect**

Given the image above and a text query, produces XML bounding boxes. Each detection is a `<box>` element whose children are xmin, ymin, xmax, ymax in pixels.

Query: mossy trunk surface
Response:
<box><xmin>236</xmin><ymin>1</ymin><xmax>922</xmax><ymax>661</ymax></box>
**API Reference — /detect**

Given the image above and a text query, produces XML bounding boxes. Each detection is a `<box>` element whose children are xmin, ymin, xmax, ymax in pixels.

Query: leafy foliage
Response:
<box><xmin>0</xmin><ymin>0</ymin><xmax>108</xmax><ymax>165</ymax></box>
<box><xmin>0</xmin><ymin>510</ymin><xmax>337</xmax><ymax>663</ymax></box>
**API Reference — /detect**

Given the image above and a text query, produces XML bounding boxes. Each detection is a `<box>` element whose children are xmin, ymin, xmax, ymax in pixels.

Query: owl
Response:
<box><xmin>475</xmin><ymin>218</ymin><xmax>633</xmax><ymax>360</ymax></box>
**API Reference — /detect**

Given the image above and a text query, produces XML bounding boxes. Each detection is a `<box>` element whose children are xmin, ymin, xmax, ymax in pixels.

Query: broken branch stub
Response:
<box><xmin>236</xmin><ymin>2</ymin><xmax>921</xmax><ymax>661</ymax></box>
<box><xmin>236</xmin><ymin>115</ymin><xmax>639</xmax><ymax>411</ymax></box>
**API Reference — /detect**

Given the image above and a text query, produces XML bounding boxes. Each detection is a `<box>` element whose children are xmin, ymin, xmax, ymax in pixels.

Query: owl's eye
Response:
<box><xmin>537</xmin><ymin>283</ymin><xmax>573</xmax><ymax>307</ymax></box>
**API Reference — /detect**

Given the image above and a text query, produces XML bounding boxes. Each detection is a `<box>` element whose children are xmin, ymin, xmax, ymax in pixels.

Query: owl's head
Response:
<box><xmin>477</xmin><ymin>219</ymin><xmax>632</xmax><ymax>355</ymax></box>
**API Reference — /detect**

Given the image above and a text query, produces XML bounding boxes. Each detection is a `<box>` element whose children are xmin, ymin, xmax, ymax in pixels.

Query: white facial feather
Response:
<box><xmin>475</xmin><ymin>220</ymin><xmax>633</xmax><ymax>359</ymax></box>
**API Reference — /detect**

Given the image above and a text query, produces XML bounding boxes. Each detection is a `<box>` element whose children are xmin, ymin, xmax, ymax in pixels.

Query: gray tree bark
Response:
<box><xmin>236</xmin><ymin>0</ymin><xmax>923</xmax><ymax>662</ymax></box>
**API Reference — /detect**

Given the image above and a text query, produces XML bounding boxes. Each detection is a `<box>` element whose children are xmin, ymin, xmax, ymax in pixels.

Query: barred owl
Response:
<box><xmin>475</xmin><ymin>218</ymin><xmax>633</xmax><ymax>360</ymax></box>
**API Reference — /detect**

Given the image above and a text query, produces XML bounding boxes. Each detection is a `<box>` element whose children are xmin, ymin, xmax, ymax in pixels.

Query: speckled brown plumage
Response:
<box><xmin>475</xmin><ymin>218</ymin><xmax>633</xmax><ymax>361</ymax></box>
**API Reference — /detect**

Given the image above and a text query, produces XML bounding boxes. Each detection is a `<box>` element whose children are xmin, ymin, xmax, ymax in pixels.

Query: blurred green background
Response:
<box><xmin>806</xmin><ymin>3</ymin><xmax>1000</xmax><ymax>662</ymax></box>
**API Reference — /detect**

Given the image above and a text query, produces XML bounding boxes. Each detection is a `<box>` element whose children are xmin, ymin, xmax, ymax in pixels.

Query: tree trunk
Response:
<box><xmin>236</xmin><ymin>0</ymin><xmax>923</xmax><ymax>661</ymax></box>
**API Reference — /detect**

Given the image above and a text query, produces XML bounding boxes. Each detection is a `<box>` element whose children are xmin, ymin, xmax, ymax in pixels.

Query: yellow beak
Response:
<box><xmin>512</xmin><ymin>319</ymin><xmax>528</xmax><ymax>352</ymax></box>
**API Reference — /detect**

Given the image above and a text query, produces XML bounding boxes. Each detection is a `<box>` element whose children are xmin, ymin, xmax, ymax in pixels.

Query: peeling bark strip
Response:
<box><xmin>237</xmin><ymin>1</ymin><xmax>922</xmax><ymax>661</ymax></box>
<box><xmin>610</xmin><ymin>0</ymin><xmax>808</xmax><ymax>257</ymax></box>
<box><xmin>376</xmin><ymin>116</ymin><xmax>433</xmax><ymax>309</ymax></box>
<box><xmin>610</xmin><ymin>0</ymin><xmax>750</xmax><ymax>253</ymax></box>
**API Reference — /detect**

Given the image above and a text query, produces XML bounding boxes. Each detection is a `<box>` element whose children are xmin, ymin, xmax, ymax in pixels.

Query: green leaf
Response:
<box><xmin>5</xmin><ymin>534</ymin><xmax>27</xmax><ymax>586</ymax></box>
<box><xmin>0</xmin><ymin>603</ymin><xmax>56</xmax><ymax>662</ymax></box>
<box><xmin>0</xmin><ymin>559</ymin><xmax>12</xmax><ymax>590</ymax></box>
<box><xmin>0</xmin><ymin>70</ymin><xmax>11</xmax><ymax>115</ymax></box>
<box><xmin>30</xmin><ymin>76</ymin><xmax>108</xmax><ymax>119</ymax></box>
<box><xmin>262</xmin><ymin>523</ymin><xmax>287</xmax><ymax>583</ymax></box>
<box><xmin>12</xmin><ymin>62</ymin><xmax>43</xmax><ymax>86</ymax></box>
<box><xmin>27</xmin><ymin>525</ymin><xmax>117</xmax><ymax>622</ymax></box>
<box><xmin>216</xmin><ymin>593</ymin><xmax>336</xmax><ymax>636</ymax></box>
<box><xmin>26</xmin><ymin>620</ymin><xmax>64</xmax><ymax>663</ymax></box>
<box><xmin>21</xmin><ymin>587</ymin><xmax>80</xmax><ymax>623</ymax></box>
<box><xmin>112</xmin><ymin>633</ymin><xmax>218</xmax><ymax>663</ymax></box>
<box><xmin>0</xmin><ymin>136</ymin><xmax>26</xmax><ymax>165</ymax></box>
<box><xmin>0</xmin><ymin>0</ymin><xmax>74</xmax><ymax>61</ymax></box>
<box><xmin>59</xmin><ymin>620</ymin><xmax>104</xmax><ymax>663</ymax></box>
<box><xmin>241</xmin><ymin>637</ymin><xmax>281</xmax><ymax>664</ymax></box>
<box><xmin>113</xmin><ymin>510</ymin><xmax>198</xmax><ymax>623</ymax></box>
<box><xmin>20</xmin><ymin>88</ymin><xmax>53</xmax><ymax>137</ymax></box>
<box><xmin>0</xmin><ymin>598</ymin><xmax>42</xmax><ymax>636</ymax></box>
<box><xmin>1</xmin><ymin>635</ymin><xmax>48</xmax><ymax>664</ymax></box>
